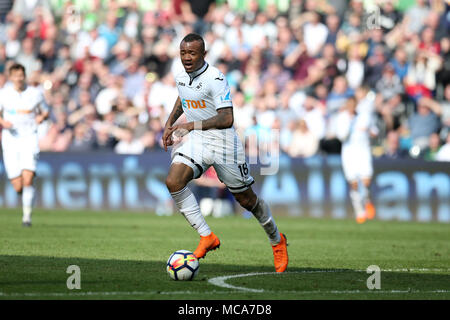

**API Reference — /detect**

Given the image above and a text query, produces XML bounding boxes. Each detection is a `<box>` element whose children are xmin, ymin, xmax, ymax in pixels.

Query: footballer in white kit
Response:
<box><xmin>0</xmin><ymin>63</ymin><xmax>49</xmax><ymax>226</ymax></box>
<box><xmin>336</xmin><ymin>88</ymin><xmax>377</xmax><ymax>223</ymax></box>
<box><xmin>162</xmin><ymin>34</ymin><xmax>288</xmax><ymax>272</ymax></box>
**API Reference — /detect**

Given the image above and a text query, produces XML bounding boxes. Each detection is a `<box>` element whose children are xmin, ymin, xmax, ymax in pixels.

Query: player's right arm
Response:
<box><xmin>0</xmin><ymin>115</ymin><xmax>12</xmax><ymax>129</ymax></box>
<box><xmin>0</xmin><ymin>91</ymin><xmax>13</xmax><ymax>129</ymax></box>
<box><xmin>162</xmin><ymin>96</ymin><xmax>183</xmax><ymax>151</ymax></box>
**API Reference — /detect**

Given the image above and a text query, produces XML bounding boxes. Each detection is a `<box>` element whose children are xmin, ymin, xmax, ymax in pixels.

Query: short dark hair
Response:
<box><xmin>181</xmin><ymin>33</ymin><xmax>205</xmax><ymax>52</ymax></box>
<box><xmin>9</xmin><ymin>63</ymin><xmax>26</xmax><ymax>75</ymax></box>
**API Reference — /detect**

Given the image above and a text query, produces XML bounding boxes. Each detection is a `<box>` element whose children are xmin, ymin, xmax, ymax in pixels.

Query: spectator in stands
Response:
<box><xmin>439</xmin><ymin>84</ymin><xmax>450</xmax><ymax>137</ymax></box>
<box><xmin>68</xmin><ymin>122</ymin><xmax>95</xmax><ymax>152</ymax></box>
<box><xmin>403</xmin><ymin>0</ymin><xmax>430</xmax><ymax>35</ymax></box>
<box><xmin>0</xmin><ymin>0</ymin><xmax>446</xmax><ymax>161</ymax></box>
<box><xmin>390</xmin><ymin>46</ymin><xmax>409</xmax><ymax>81</ymax></box>
<box><xmin>327</xmin><ymin>76</ymin><xmax>353</xmax><ymax>114</ymax></box>
<box><xmin>405</xmin><ymin>50</ymin><xmax>442</xmax><ymax>100</ymax></box>
<box><xmin>364</xmin><ymin>45</ymin><xmax>387</xmax><ymax>88</ymax></box>
<box><xmin>379</xmin><ymin>130</ymin><xmax>410</xmax><ymax>160</ymax></box>
<box><xmin>422</xmin><ymin>132</ymin><xmax>441</xmax><ymax>161</ymax></box>
<box><xmin>408</xmin><ymin>97</ymin><xmax>442</xmax><ymax>149</ymax></box>
<box><xmin>287</xmin><ymin>119</ymin><xmax>319</xmax><ymax>158</ymax></box>
<box><xmin>303</xmin><ymin>11</ymin><xmax>328</xmax><ymax>57</ymax></box>
<box><xmin>16</xmin><ymin>38</ymin><xmax>42</xmax><ymax>76</ymax></box>
<box><xmin>345</xmin><ymin>45</ymin><xmax>364</xmax><ymax>90</ymax></box>
<box><xmin>375</xmin><ymin>63</ymin><xmax>404</xmax><ymax>131</ymax></box>
<box><xmin>436</xmin><ymin>132</ymin><xmax>450</xmax><ymax>162</ymax></box>
<box><xmin>325</xmin><ymin>14</ymin><xmax>340</xmax><ymax>45</ymax></box>
<box><xmin>302</xmin><ymin>95</ymin><xmax>326</xmax><ymax>141</ymax></box>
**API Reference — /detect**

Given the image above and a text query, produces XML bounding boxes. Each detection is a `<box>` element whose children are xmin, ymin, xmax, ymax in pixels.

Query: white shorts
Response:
<box><xmin>1</xmin><ymin>136</ymin><xmax>39</xmax><ymax>179</ymax></box>
<box><xmin>341</xmin><ymin>147</ymin><xmax>373</xmax><ymax>182</ymax></box>
<box><xmin>171</xmin><ymin>132</ymin><xmax>254</xmax><ymax>193</ymax></box>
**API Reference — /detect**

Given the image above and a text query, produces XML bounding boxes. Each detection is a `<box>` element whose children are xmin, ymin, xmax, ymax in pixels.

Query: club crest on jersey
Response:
<box><xmin>181</xmin><ymin>98</ymin><xmax>207</xmax><ymax>109</ymax></box>
<box><xmin>194</xmin><ymin>82</ymin><xmax>203</xmax><ymax>91</ymax></box>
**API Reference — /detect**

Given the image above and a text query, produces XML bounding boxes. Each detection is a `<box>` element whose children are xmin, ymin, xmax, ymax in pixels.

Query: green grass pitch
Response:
<box><xmin>0</xmin><ymin>208</ymin><xmax>449</xmax><ymax>300</ymax></box>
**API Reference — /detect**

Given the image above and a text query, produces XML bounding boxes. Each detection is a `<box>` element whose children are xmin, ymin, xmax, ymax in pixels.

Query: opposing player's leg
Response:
<box><xmin>21</xmin><ymin>170</ymin><xmax>35</xmax><ymax>226</ymax></box>
<box><xmin>348</xmin><ymin>180</ymin><xmax>366</xmax><ymax>224</ymax></box>
<box><xmin>166</xmin><ymin>161</ymin><xmax>219</xmax><ymax>259</ymax></box>
<box><xmin>362</xmin><ymin>177</ymin><xmax>376</xmax><ymax>220</ymax></box>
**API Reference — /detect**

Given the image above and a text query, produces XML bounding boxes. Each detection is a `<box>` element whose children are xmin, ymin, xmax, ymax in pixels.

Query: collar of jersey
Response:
<box><xmin>10</xmin><ymin>83</ymin><xmax>28</xmax><ymax>93</ymax></box>
<box><xmin>187</xmin><ymin>62</ymin><xmax>208</xmax><ymax>85</ymax></box>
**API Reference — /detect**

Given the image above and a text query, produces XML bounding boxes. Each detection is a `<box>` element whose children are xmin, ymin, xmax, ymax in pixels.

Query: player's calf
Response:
<box><xmin>233</xmin><ymin>188</ymin><xmax>282</xmax><ymax>245</ymax></box>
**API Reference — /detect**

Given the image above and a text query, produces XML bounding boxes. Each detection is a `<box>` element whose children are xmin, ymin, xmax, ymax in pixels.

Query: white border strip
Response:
<box><xmin>1</xmin><ymin>289</ymin><xmax>449</xmax><ymax>298</ymax></box>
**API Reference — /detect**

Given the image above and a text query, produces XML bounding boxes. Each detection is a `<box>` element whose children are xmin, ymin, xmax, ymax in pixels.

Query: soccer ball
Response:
<box><xmin>166</xmin><ymin>250</ymin><xmax>199</xmax><ymax>281</ymax></box>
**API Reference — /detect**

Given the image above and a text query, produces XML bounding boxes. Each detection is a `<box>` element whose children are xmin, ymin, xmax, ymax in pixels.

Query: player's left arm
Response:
<box><xmin>195</xmin><ymin>107</ymin><xmax>233</xmax><ymax>130</ymax></box>
<box><xmin>35</xmin><ymin>92</ymin><xmax>50</xmax><ymax>124</ymax></box>
<box><xmin>0</xmin><ymin>90</ymin><xmax>13</xmax><ymax>129</ymax></box>
<box><xmin>167</xmin><ymin>107</ymin><xmax>233</xmax><ymax>134</ymax></box>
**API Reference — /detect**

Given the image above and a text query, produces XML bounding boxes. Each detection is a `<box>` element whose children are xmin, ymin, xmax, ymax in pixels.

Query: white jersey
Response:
<box><xmin>175</xmin><ymin>62</ymin><xmax>235</xmax><ymax>144</ymax></box>
<box><xmin>336</xmin><ymin>99</ymin><xmax>375</xmax><ymax>181</ymax></box>
<box><xmin>336</xmin><ymin>110</ymin><xmax>372</xmax><ymax>151</ymax></box>
<box><xmin>336</xmin><ymin>95</ymin><xmax>376</xmax><ymax>152</ymax></box>
<box><xmin>0</xmin><ymin>84</ymin><xmax>48</xmax><ymax>141</ymax></box>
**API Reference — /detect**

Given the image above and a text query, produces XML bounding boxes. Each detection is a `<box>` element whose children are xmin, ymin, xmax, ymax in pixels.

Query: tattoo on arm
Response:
<box><xmin>166</xmin><ymin>97</ymin><xmax>184</xmax><ymax>127</ymax></box>
<box><xmin>196</xmin><ymin>107</ymin><xmax>233</xmax><ymax>130</ymax></box>
<box><xmin>172</xmin><ymin>103</ymin><xmax>184</xmax><ymax>123</ymax></box>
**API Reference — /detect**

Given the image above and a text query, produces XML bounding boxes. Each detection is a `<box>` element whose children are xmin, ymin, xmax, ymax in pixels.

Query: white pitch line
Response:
<box><xmin>208</xmin><ymin>272</ymin><xmax>274</xmax><ymax>293</ymax></box>
<box><xmin>1</xmin><ymin>268</ymin><xmax>449</xmax><ymax>298</ymax></box>
<box><xmin>207</xmin><ymin>269</ymin><xmax>450</xmax><ymax>293</ymax></box>
<box><xmin>207</xmin><ymin>270</ymin><xmax>348</xmax><ymax>293</ymax></box>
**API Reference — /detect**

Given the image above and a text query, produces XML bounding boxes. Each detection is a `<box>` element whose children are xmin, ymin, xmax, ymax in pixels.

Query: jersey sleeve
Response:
<box><xmin>335</xmin><ymin>113</ymin><xmax>352</xmax><ymax>142</ymax></box>
<box><xmin>0</xmin><ymin>89</ymin><xmax>3</xmax><ymax>112</ymax></box>
<box><xmin>210</xmin><ymin>72</ymin><xmax>233</xmax><ymax>110</ymax></box>
<box><xmin>37</xmin><ymin>90</ymin><xmax>50</xmax><ymax>113</ymax></box>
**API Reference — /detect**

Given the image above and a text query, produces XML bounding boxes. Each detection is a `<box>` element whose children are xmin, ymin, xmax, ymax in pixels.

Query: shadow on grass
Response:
<box><xmin>1</xmin><ymin>255</ymin><xmax>449</xmax><ymax>300</ymax></box>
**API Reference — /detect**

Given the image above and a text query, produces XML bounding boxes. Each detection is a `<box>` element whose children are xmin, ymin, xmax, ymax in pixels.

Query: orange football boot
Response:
<box><xmin>272</xmin><ymin>233</ymin><xmax>289</xmax><ymax>273</ymax></box>
<box><xmin>356</xmin><ymin>215</ymin><xmax>366</xmax><ymax>224</ymax></box>
<box><xmin>193</xmin><ymin>232</ymin><xmax>221</xmax><ymax>259</ymax></box>
<box><xmin>365</xmin><ymin>201</ymin><xmax>376</xmax><ymax>220</ymax></box>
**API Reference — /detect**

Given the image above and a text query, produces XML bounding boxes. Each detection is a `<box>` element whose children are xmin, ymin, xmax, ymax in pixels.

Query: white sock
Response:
<box><xmin>171</xmin><ymin>186</ymin><xmax>211</xmax><ymax>237</ymax></box>
<box><xmin>361</xmin><ymin>185</ymin><xmax>371</xmax><ymax>205</ymax></box>
<box><xmin>350</xmin><ymin>189</ymin><xmax>365</xmax><ymax>219</ymax></box>
<box><xmin>251</xmin><ymin>198</ymin><xmax>281</xmax><ymax>245</ymax></box>
<box><xmin>22</xmin><ymin>185</ymin><xmax>35</xmax><ymax>223</ymax></box>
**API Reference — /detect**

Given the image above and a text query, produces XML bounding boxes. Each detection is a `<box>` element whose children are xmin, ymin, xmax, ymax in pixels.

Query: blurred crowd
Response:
<box><xmin>0</xmin><ymin>0</ymin><xmax>449</xmax><ymax>161</ymax></box>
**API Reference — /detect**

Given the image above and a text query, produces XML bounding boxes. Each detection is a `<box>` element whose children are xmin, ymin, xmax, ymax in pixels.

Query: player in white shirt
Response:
<box><xmin>336</xmin><ymin>88</ymin><xmax>377</xmax><ymax>224</ymax></box>
<box><xmin>162</xmin><ymin>34</ymin><xmax>288</xmax><ymax>273</ymax></box>
<box><xmin>0</xmin><ymin>63</ymin><xmax>49</xmax><ymax>227</ymax></box>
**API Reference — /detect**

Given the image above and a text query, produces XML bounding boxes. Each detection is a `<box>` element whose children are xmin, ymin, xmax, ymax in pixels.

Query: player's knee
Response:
<box><xmin>165</xmin><ymin>175</ymin><xmax>184</xmax><ymax>193</ymax></box>
<box><xmin>235</xmin><ymin>194</ymin><xmax>257</xmax><ymax>211</ymax></box>
<box><xmin>22</xmin><ymin>179</ymin><xmax>33</xmax><ymax>187</ymax></box>
<box><xmin>349</xmin><ymin>181</ymin><xmax>358</xmax><ymax>190</ymax></box>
